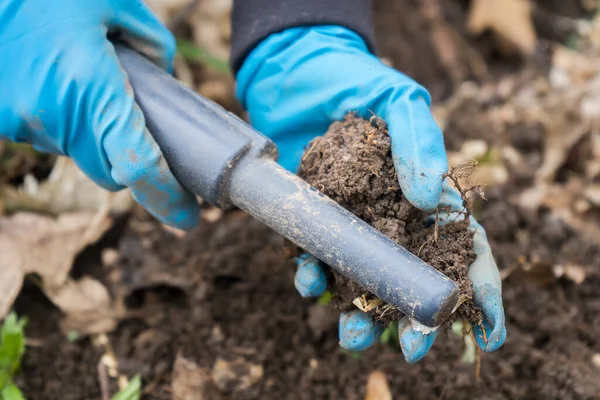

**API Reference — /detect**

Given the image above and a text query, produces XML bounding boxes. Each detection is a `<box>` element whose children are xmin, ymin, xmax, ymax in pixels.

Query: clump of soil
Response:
<box><xmin>298</xmin><ymin>113</ymin><xmax>482</xmax><ymax>326</ymax></box>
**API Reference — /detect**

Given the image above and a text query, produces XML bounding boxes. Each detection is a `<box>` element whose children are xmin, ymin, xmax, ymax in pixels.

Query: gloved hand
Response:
<box><xmin>237</xmin><ymin>25</ymin><xmax>505</xmax><ymax>361</ymax></box>
<box><xmin>237</xmin><ymin>25</ymin><xmax>447</xmax><ymax>213</ymax></box>
<box><xmin>394</xmin><ymin>184</ymin><xmax>506</xmax><ymax>362</ymax></box>
<box><xmin>0</xmin><ymin>0</ymin><xmax>200</xmax><ymax>229</ymax></box>
<box><xmin>296</xmin><ymin>183</ymin><xmax>506</xmax><ymax>362</ymax></box>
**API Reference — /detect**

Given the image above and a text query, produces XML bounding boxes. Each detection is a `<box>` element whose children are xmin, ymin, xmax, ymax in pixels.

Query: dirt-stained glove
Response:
<box><xmin>236</xmin><ymin>25</ymin><xmax>447</xmax><ymax>213</ymax></box>
<box><xmin>396</xmin><ymin>184</ymin><xmax>505</xmax><ymax>362</ymax></box>
<box><xmin>295</xmin><ymin>183</ymin><xmax>506</xmax><ymax>362</ymax></box>
<box><xmin>0</xmin><ymin>0</ymin><xmax>200</xmax><ymax>229</ymax></box>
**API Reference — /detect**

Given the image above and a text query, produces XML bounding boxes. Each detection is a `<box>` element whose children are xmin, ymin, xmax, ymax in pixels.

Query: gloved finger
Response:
<box><xmin>384</xmin><ymin>93</ymin><xmax>448</xmax><ymax>213</ymax></box>
<box><xmin>76</xmin><ymin>37</ymin><xmax>199</xmax><ymax>230</ymax></box>
<box><xmin>339</xmin><ymin>310</ymin><xmax>383</xmax><ymax>351</ymax></box>
<box><xmin>398</xmin><ymin>317</ymin><xmax>439</xmax><ymax>363</ymax></box>
<box><xmin>473</xmin><ymin>313</ymin><xmax>506</xmax><ymax>352</ymax></box>
<box><xmin>469</xmin><ymin>224</ymin><xmax>506</xmax><ymax>352</ymax></box>
<box><xmin>108</xmin><ymin>0</ymin><xmax>175</xmax><ymax>72</ymax></box>
<box><xmin>294</xmin><ymin>254</ymin><xmax>327</xmax><ymax>297</ymax></box>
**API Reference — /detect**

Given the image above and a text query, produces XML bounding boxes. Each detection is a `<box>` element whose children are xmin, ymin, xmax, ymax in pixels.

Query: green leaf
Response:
<box><xmin>0</xmin><ymin>313</ymin><xmax>27</xmax><ymax>388</ymax></box>
<box><xmin>451</xmin><ymin>320</ymin><xmax>464</xmax><ymax>337</ymax></box>
<box><xmin>111</xmin><ymin>375</ymin><xmax>141</xmax><ymax>400</ymax></box>
<box><xmin>379</xmin><ymin>322</ymin><xmax>400</xmax><ymax>344</ymax></box>
<box><xmin>380</xmin><ymin>326</ymin><xmax>392</xmax><ymax>344</ymax></box>
<box><xmin>380</xmin><ymin>321</ymin><xmax>399</xmax><ymax>345</ymax></box>
<box><xmin>451</xmin><ymin>320</ymin><xmax>477</xmax><ymax>364</ymax></box>
<box><xmin>1</xmin><ymin>383</ymin><xmax>25</xmax><ymax>400</ymax></box>
<box><xmin>176</xmin><ymin>39</ymin><xmax>230</xmax><ymax>74</ymax></box>
<box><xmin>316</xmin><ymin>291</ymin><xmax>333</xmax><ymax>306</ymax></box>
<box><xmin>66</xmin><ymin>331</ymin><xmax>79</xmax><ymax>343</ymax></box>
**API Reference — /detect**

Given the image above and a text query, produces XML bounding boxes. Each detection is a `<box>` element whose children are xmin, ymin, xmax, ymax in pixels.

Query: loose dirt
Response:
<box><xmin>298</xmin><ymin>114</ymin><xmax>481</xmax><ymax>326</ymax></box>
<box><xmin>15</xmin><ymin>203</ymin><xmax>600</xmax><ymax>400</ymax></box>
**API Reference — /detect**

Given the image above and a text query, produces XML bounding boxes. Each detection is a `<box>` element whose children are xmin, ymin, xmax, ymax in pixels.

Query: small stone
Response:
<box><xmin>101</xmin><ymin>248</ymin><xmax>120</xmax><ymax>267</ymax></box>
<box><xmin>211</xmin><ymin>357</ymin><xmax>263</xmax><ymax>392</ymax></box>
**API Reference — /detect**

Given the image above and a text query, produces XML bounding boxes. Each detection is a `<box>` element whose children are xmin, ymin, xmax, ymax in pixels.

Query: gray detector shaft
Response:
<box><xmin>115</xmin><ymin>45</ymin><xmax>459</xmax><ymax>327</ymax></box>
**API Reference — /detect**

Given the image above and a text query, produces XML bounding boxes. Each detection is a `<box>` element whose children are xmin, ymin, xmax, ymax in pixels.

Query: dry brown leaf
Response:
<box><xmin>536</xmin><ymin>118</ymin><xmax>591</xmax><ymax>183</ymax></box>
<box><xmin>540</xmin><ymin>182</ymin><xmax>600</xmax><ymax>242</ymax></box>
<box><xmin>107</xmin><ymin>236</ymin><xmax>193</xmax><ymax>302</ymax></box>
<box><xmin>172</xmin><ymin>353</ymin><xmax>211</xmax><ymax>400</ymax></box>
<box><xmin>50</xmin><ymin>277</ymin><xmax>111</xmax><ymax>314</ymax></box>
<box><xmin>52</xmin><ymin>277</ymin><xmax>120</xmax><ymax>335</ymax></box>
<box><xmin>0</xmin><ymin>210</ymin><xmax>112</xmax><ymax>320</ymax></box>
<box><xmin>447</xmin><ymin>145</ymin><xmax>508</xmax><ymax>188</ymax></box>
<box><xmin>551</xmin><ymin>45</ymin><xmax>599</xmax><ymax>87</ymax></box>
<box><xmin>0</xmin><ymin>211</ymin><xmax>112</xmax><ymax>286</ymax></box>
<box><xmin>211</xmin><ymin>357</ymin><xmax>263</xmax><ymax>392</ymax></box>
<box><xmin>586</xmin><ymin>132</ymin><xmax>600</xmax><ymax>180</ymax></box>
<box><xmin>467</xmin><ymin>0</ymin><xmax>536</xmax><ymax>55</ymax></box>
<box><xmin>422</xmin><ymin>0</ymin><xmax>488</xmax><ymax>84</ymax></box>
<box><xmin>3</xmin><ymin>157</ymin><xmax>133</xmax><ymax>215</ymax></box>
<box><xmin>584</xmin><ymin>185</ymin><xmax>600</xmax><ymax>206</ymax></box>
<box><xmin>365</xmin><ymin>371</ymin><xmax>392</xmax><ymax>400</ymax></box>
<box><xmin>0</xmin><ymin>239</ymin><xmax>24</xmax><ymax>320</ymax></box>
<box><xmin>190</xmin><ymin>0</ymin><xmax>232</xmax><ymax>62</ymax></box>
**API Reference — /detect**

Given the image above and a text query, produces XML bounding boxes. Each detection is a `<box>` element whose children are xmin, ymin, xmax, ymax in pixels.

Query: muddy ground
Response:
<box><xmin>10</xmin><ymin>0</ymin><xmax>600</xmax><ymax>399</ymax></box>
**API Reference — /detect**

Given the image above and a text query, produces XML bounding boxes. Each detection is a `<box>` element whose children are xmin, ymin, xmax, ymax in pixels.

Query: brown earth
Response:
<box><xmin>11</xmin><ymin>1</ymin><xmax>600</xmax><ymax>400</ymax></box>
<box><xmin>15</xmin><ymin>201</ymin><xmax>600</xmax><ymax>400</ymax></box>
<box><xmin>298</xmin><ymin>114</ymin><xmax>480</xmax><ymax>326</ymax></box>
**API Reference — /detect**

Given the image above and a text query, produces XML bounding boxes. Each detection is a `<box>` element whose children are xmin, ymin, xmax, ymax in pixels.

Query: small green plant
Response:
<box><xmin>1</xmin><ymin>384</ymin><xmax>25</xmax><ymax>400</ymax></box>
<box><xmin>111</xmin><ymin>375</ymin><xmax>141</xmax><ymax>400</ymax></box>
<box><xmin>176</xmin><ymin>39</ymin><xmax>230</xmax><ymax>74</ymax></box>
<box><xmin>0</xmin><ymin>313</ymin><xmax>27</xmax><ymax>400</ymax></box>
<box><xmin>451</xmin><ymin>320</ymin><xmax>477</xmax><ymax>364</ymax></box>
<box><xmin>379</xmin><ymin>321</ymin><xmax>399</xmax><ymax>345</ymax></box>
<box><xmin>317</xmin><ymin>290</ymin><xmax>333</xmax><ymax>306</ymax></box>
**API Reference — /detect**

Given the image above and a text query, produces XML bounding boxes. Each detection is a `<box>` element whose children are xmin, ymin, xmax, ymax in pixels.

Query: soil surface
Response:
<box><xmin>15</xmin><ymin>203</ymin><xmax>600</xmax><ymax>400</ymax></box>
<box><xmin>10</xmin><ymin>1</ymin><xmax>600</xmax><ymax>400</ymax></box>
<box><xmin>373</xmin><ymin>0</ymin><xmax>589</xmax><ymax>101</ymax></box>
<box><xmin>298</xmin><ymin>114</ymin><xmax>480</xmax><ymax>325</ymax></box>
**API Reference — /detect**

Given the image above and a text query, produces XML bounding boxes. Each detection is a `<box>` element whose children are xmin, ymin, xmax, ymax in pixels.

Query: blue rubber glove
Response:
<box><xmin>0</xmin><ymin>0</ymin><xmax>200</xmax><ymax>229</ymax></box>
<box><xmin>295</xmin><ymin>183</ymin><xmax>506</xmax><ymax>362</ymax></box>
<box><xmin>237</xmin><ymin>25</ymin><xmax>505</xmax><ymax>361</ymax></box>
<box><xmin>394</xmin><ymin>185</ymin><xmax>506</xmax><ymax>362</ymax></box>
<box><xmin>237</xmin><ymin>25</ymin><xmax>447</xmax><ymax>213</ymax></box>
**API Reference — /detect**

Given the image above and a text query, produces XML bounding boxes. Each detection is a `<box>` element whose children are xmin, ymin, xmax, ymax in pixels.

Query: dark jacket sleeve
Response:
<box><xmin>230</xmin><ymin>0</ymin><xmax>375</xmax><ymax>73</ymax></box>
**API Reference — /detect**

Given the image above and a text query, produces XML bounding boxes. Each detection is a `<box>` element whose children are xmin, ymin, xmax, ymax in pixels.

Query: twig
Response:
<box><xmin>434</xmin><ymin>207</ymin><xmax>440</xmax><ymax>243</ymax></box>
<box><xmin>478</xmin><ymin>321</ymin><xmax>488</xmax><ymax>344</ymax></box>
<box><xmin>97</xmin><ymin>362</ymin><xmax>110</xmax><ymax>400</ymax></box>
<box><xmin>466</xmin><ymin>324</ymin><xmax>482</xmax><ymax>383</ymax></box>
<box><xmin>443</xmin><ymin>161</ymin><xmax>487</xmax><ymax>221</ymax></box>
<box><xmin>418</xmin><ymin>235</ymin><xmax>434</xmax><ymax>257</ymax></box>
<box><xmin>475</xmin><ymin>343</ymin><xmax>482</xmax><ymax>383</ymax></box>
